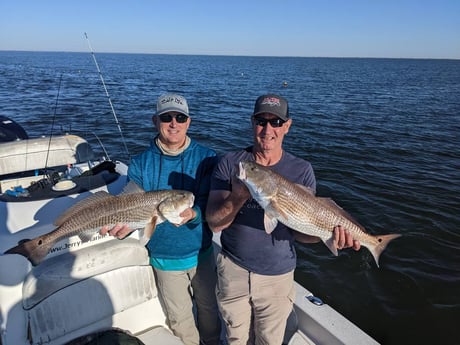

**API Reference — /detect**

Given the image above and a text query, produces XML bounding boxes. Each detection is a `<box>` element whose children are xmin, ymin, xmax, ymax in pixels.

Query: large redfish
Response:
<box><xmin>237</xmin><ymin>161</ymin><xmax>400</xmax><ymax>267</ymax></box>
<box><xmin>5</xmin><ymin>182</ymin><xmax>194</xmax><ymax>266</ymax></box>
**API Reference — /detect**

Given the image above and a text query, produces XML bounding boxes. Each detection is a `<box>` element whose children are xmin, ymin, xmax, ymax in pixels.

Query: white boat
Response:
<box><xmin>0</xmin><ymin>117</ymin><xmax>379</xmax><ymax>345</ymax></box>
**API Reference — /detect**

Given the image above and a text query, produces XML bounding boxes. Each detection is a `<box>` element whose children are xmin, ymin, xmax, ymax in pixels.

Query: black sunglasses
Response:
<box><xmin>253</xmin><ymin>117</ymin><xmax>286</xmax><ymax>128</ymax></box>
<box><xmin>159</xmin><ymin>113</ymin><xmax>189</xmax><ymax>123</ymax></box>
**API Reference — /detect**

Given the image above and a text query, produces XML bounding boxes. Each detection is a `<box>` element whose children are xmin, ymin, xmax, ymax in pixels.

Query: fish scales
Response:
<box><xmin>275</xmin><ymin>183</ymin><xmax>366</xmax><ymax>240</ymax></box>
<box><xmin>59</xmin><ymin>193</ymin><xmax>163</xmax><ymax>233</ymax></box>
<box><xmin>237</xmin><ymin>161</ymin><xmax>401</xmax><ymax>267</ymax></box>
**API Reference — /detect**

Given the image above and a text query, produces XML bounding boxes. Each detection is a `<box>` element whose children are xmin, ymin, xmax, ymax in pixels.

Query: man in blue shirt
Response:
<box><xmin>103</xmin><ymin>93</ymin><xmax>220</xmax><ymax>345</ymax></box>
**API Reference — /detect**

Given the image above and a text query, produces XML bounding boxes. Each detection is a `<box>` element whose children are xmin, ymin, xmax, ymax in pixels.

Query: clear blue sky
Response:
<box><xmin>1</xmin><ymin>0</ymin><xmax>459</xmax><ymax>59</ymax></box>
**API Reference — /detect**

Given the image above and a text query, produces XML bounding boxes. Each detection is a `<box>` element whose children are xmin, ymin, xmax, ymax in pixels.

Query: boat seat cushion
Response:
<box><xmin>23</xmin><ymin>238</ymin><xmax>151</xmax><ymax>308</ymax></box>
<box><xmin>0</xmin><ymin>134</ymin><xmax>94</xmax><ymax>176</ymax></box>
<box><xmin>22</xmin><ymin>239</ymin><xmax>157</xmax><ymax>345</ymax></box>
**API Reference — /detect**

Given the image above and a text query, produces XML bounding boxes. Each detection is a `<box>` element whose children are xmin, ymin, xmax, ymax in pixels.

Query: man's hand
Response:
<box><xmin>100</xmin><ymin>224</ymin><xmax>132</xmax><ymax>239</ymax></box>
<box><xmin>231</xmin><ymin>175</ymin><xmax>251</xmax><ymax>201</ymax></box>
<box><xmin>333</xmin><ymin>225</ymin><xmax>361</xmax><ymax>251</ymax></box>
<box><xmin>176</xmin><ymin>207</ymin><xmax>197</xmax><ymax>226</ymax></box>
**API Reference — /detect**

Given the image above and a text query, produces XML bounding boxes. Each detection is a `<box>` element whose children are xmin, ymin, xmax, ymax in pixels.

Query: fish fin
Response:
<box><xmin>54</xmin><ymin>191</ymin><xmax>115</xmax><ymax>226</ymax></box>
<box><xmin>139</xmin><ymin>237</ymin><xmax>149</xmax><ymax>247</ymax></box>
<box><xmin>263</xmin><ymin>199</ymin><xmax>291</xmax><ymax>234</ymax></box>
<box><xmin>264</xmin><ymin>213</ymin><xmax>278</xmax><ymax>234</ymax></box>
<box><xmin>316</xmin><ymin>197</ymin><xmax>367</xmax><ymax>230</ymax></box>
<box><xmin>295</xmin><ymin>184</ymin><xmax>315</xmax><ymax>195</ymax></box>
<box><xmin>5</xmin><ymin>233</ymin><xmax>55</xmax><ymax>266</ymax></box>
<box><xmin>78</xmin><ymin>229</ymin><xmax>98</xmax><ymax>243</ymax></box>
<box><xmin>141</xmin><ymin>216</ymin><xmax>158</xmax><ymax>245</ymax></box>
<box><xmin>270</xmin><ymin>199</ymin><xmax>290</xmax><ymax>222</ymax></box>
<box><xmin>120</xmin><ymin>181</ymin><xmax>144</xmax><ymax>195</ymax></box>
<box><xmin>316</xmin><ymin>197</ymin><xmax>344</xmax><ymax>210</ymax></box>
<box><xmin>367</xmin><ymin>233</ymin><xmax>402</xmax><ymax>268</ymax></box>
<box><xmin>322</xmin><ymin>236</ymin><xmax>339</xmax><ymax>256</ymax></box>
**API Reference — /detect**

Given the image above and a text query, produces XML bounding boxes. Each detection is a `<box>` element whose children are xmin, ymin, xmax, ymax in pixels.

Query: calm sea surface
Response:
<box><xmin>0</xmin><ymin>51</ymin><xmax>459</xmax><ymax>345</ymax></box>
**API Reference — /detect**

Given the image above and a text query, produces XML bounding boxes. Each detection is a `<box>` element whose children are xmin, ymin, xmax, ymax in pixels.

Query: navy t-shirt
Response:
<box><xmin>210</xmin><ymin>147</ymin><xmax>316</xmax><ymax>275</ymax></box>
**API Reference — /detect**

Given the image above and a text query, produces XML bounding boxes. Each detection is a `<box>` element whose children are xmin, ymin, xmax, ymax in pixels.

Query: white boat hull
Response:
<box><xmin>0</xmin><ymin>132</ymin><xmax>378</xmax><ymax>344</ymax></box>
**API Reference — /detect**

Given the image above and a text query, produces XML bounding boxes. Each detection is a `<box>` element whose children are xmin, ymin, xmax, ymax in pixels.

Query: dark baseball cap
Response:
<box><xmin>253</xmin><ymin>94</ymin><xmax>289</xmax><ymax>121</ymax></box>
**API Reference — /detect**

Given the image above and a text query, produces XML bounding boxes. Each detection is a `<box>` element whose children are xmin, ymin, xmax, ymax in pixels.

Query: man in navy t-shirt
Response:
<box><xmin>206</xmin><ymin>94</ymin><xmax>361</xmax><ymax>345</ymax></box>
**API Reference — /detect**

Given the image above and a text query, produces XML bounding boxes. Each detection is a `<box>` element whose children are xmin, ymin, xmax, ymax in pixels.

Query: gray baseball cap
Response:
<box><xmin>156</xmin><ymin>93</ymin><xmax>189</xmax><ymax>116</ymax></box>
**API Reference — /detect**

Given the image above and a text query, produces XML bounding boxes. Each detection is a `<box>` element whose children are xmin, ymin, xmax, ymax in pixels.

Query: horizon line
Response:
<box><xmin>0</xmin><ymin>49</ymin><xmax>458</xmax><ymax>61</ymax></box>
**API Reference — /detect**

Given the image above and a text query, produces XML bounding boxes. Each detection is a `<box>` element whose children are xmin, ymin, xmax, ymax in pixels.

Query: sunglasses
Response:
<box><xmin>253</xmin><ymin>117</ymin><xmax>286</xmax><ymax>128</ymax></box>
<box><xmin>159</xmin><ymin>113</ymin><xmax>189</xmax><ymax>123</ymax></box>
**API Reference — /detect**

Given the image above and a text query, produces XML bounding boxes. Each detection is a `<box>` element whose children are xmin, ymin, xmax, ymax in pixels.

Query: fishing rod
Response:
<box><xmin>43</xmin><ymin>73</ymin><xmax>63</xmax><ymax>178</ymax></box>
<box><xmin>84</xmin><ymin>32</ymin><xmax>130</xmax><ymax>159</ymax></box>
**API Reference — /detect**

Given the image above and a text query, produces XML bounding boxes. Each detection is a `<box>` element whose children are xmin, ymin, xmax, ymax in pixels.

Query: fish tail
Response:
<box><xmin>5</xmin><ymin>235</ymin><xmax>54</xmax><ymax>266</ymax></box>
<box><xmin>368</xmin><ymin>233</ymin><xmax>402</xmax><ymax>268</ymax></box>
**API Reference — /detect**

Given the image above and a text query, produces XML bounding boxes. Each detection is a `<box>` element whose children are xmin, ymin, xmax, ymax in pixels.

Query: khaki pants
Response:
<box><xmin>216</xmin><ymin>253</ymin><xmax>295</xmax><ymax>345</ymax></box>
<box><xmin>154</xmin><ymin>252</ymin><xmax>221</xmax><ymax>345</ymax></box>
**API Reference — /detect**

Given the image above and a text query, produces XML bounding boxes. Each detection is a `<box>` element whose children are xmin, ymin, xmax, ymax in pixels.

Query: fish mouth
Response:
<box><xmin>237</xmin><ymin>162</ymin><xmax>246</xmax><ymax>181</ymax></box>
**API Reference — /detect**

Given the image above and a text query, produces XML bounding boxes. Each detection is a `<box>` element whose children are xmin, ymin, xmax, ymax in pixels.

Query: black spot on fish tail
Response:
<box><xmin>368</xmin><ymin>233</ymin><xmax>402</xmax><ymax>268</ymax></box>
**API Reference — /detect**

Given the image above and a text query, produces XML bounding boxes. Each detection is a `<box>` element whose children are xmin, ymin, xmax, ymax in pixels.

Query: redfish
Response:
<box><xmin>6</xmin><ymin>182</ymin><xmax>194</xmax><ymax>265</ymax></box>
<box><xmin>237</xmin><ymin>161</ymin><xmax>400</xmax><ymax>267</ymax></box>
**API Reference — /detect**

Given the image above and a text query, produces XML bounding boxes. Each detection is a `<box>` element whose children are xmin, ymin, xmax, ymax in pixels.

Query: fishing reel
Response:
<box><xmin>27</xmin><ymin>171</ymin><xmax>61</xmax><ymax>192</ymax></box>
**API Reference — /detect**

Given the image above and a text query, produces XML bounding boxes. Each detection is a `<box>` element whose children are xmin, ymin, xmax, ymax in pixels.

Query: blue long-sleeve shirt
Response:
<box><xmin>128</xmin><ymin>138</ymin><xmax>217</xmax><ymax>270</ymax></box>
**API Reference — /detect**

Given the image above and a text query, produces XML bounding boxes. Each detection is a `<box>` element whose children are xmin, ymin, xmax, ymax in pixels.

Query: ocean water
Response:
<box><xmin>0</xmin><ymin>51</ymin><xmax>459</xmax><ymax>345</ymax></box>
